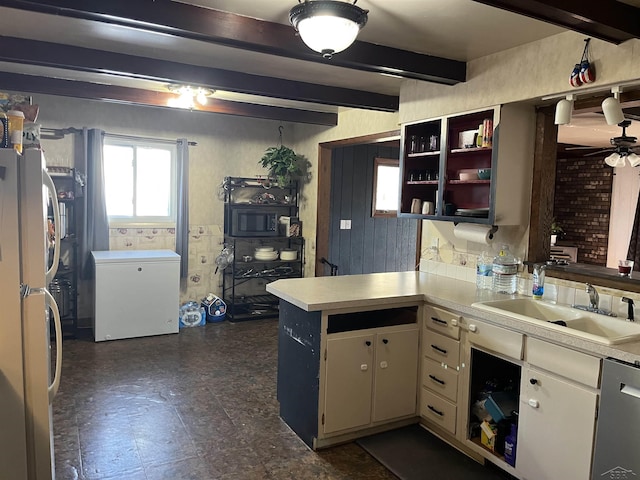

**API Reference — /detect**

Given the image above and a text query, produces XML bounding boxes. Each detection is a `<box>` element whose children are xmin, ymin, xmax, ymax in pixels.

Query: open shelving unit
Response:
<box><xmin>222</xmin><ymin>177</ymin><xmax>304</xmax><ymax>322</ymax></box>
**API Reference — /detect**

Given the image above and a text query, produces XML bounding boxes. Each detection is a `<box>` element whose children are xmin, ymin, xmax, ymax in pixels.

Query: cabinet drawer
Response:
<box><xmin>424</xmin><ymin>330</ymin><xmax>460</xmax><ymax>367</ymax></box>
<box><xmin>420</xmin><ymin>387</ymin><xmax>457</xmax><ymax>435</ymax></box>
<box><xmin>424</xmin><ymin>305</ymin><xmax>461</xmax><ymax>339</ymax></box>
<box><xmin>422</xmin><ymin>357</ymin><xmax>458</xmax><ymax>402</ymax></box>
<box><xmin>526</xmin><ymin>337</ymin><xmax>601</xmax><ymax>388</ymax></box>
<box><xmin>466</xmin><ymin>319</ymin><xmax>523</xmax><ymax>360</ymax></box>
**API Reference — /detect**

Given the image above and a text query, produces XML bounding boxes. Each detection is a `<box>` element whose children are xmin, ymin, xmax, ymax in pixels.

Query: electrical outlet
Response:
<box><xmin>340</xmin><ymin>220</ymin><xmax>352</xmax><ymax>230</ymax></box>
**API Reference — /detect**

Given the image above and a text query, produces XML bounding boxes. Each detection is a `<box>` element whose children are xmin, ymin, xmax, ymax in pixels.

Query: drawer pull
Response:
<box><xmin>530</xmin><ymin>378</ymin><xmax>538</xmax><ymax>385</ymax></box>
<box><xmin>431</xmin><ymin>317</ymin><xmax>448</xmax><ymax>326</ymax></box>
<box><xmin>427</xmin><ymin>405</ymin><xmax>444</xmax><ymax>416</ymax></box>
<box><xmin>365</xmin><ymin>341</ymin><xmax>371</xmax><ymax>347</ymax></box>
<box><xmin>428</xmin><ymin>374</ymin><xmax>445</xmax><ymax>385</ymax></box>
<box><xmin>431</xmin><ymin>344</ymin><xmax>448</xmax><ymax>355</ymax></box>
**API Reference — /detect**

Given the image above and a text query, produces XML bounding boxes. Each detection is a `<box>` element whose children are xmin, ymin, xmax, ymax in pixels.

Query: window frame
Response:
<box><xmin>103</xmin><ymin>137</ymin><xmax>178</xmax><ymax>227</ymax></box>
<box><xmin>372</xmin><ymin>157</ymin><xmax>400</xmax><ymax>218</ymax></box>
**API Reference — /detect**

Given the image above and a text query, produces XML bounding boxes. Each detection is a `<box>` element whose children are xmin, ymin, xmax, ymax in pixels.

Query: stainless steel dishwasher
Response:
<box><xmin>592</xmin><ymin>358</ymin><xmax>640</xmax><ymax>479</ymax></box>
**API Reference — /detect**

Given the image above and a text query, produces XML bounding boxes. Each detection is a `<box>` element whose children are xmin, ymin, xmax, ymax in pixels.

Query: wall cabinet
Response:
<box><xmin>399</xmin><ymin>104</ymin><xmax>534</xmax><ymax>225</ymax></box>
<box><xmin>323</xmin><ymin>326</ymin><xmax>419</xmax><ymax>434</ymax></box>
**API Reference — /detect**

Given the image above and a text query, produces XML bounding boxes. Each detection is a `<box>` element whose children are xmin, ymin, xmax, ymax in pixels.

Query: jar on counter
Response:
<box><xmin>7</xmin><ymin>110</ymin><xmax>24</xmax><ymax>154</ymax></box>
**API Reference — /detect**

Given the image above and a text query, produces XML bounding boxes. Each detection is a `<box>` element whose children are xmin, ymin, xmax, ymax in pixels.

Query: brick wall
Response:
<box><xmin>554</xmin><ymin>154</ymin><xmax>613</xmax><ymax>266</ymax></box>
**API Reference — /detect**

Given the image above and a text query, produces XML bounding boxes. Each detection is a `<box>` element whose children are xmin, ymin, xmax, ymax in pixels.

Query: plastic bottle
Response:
<box><xmin>504</xmin><ymin>423</ymin><xmax>517</xmax><ymax>467</ymax></box>
<box><xmin>532</xmin><ymin>264</ymin><xmax>546</xmax><ymax>299</ymax></box>
<box><xmin>492</xmin><ymin>245</ymin><xmax>519</xmax><ymax>294</ymax></box>
<box><xmin>476</xmin><ymin>251</ymin><xmax>493</xmax><ymax>290</ymax></box>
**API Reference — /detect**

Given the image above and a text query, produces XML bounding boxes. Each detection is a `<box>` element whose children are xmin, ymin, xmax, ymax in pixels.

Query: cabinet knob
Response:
<box><xmin>529</xmin><ymin>378</ymin><xmax>538</xmax><ymax>385</ymax></box>
<box><xmin>138</xmin><ymin>267</ymin><xmax>142</xmax><ymax>272</ymax></box>
<box><xmin>365</xmin><ymin>340</ymin><xmax>372</xmax><ymax>347</ymax></box>
<box><xmin>469</xmin><ymin>324</ymin><xmax>477</xmax><ymax>332</ymax></box>
<box><xmin>382</xmin><ymin>338</ymin><xmax>389</xmax><ymax>344</ymax></box>
<box><xmin>528</xmin><ymin>399</ymin><xmax>539</xmax><ymax>408</ymax></box>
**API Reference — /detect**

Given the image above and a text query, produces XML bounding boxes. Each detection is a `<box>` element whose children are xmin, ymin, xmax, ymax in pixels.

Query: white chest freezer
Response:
<box><xmin>92</xmin><ymin>250</ymin><xmax>180</xmax><ymax>342</ymax></box>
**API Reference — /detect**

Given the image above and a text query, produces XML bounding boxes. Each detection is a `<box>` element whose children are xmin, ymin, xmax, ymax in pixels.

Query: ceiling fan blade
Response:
<box><xmin>564</xmin><ymin>146</ymin><xmax>604</xmax><ymax>151</ymax></box>
<box><xmin>584</xmin><ymin>148</ymin><xmax>615</xmax><ymax>157</ymax></box>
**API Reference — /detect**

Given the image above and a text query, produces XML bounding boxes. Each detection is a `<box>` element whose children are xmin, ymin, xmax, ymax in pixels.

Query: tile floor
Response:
<box><xmin>53</xmin><ymin>318</ymin><xmax>508</xmax><ymax>480</ymax></box>
<box><xmin>53</xmin><ymin>318</ymin><xmax>396</xmax><ymax>480</ymax></box>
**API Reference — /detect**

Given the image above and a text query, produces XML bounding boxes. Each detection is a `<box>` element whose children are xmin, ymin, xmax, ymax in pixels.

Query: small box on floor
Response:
<box><xmin>480</xmin><ymin>420</ymin><xmax>497</xmax><ymax>452</ymax></box>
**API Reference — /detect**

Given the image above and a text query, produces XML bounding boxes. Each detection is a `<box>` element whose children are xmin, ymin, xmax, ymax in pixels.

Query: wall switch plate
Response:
<box><xmin>340</xmin><ymin>220</ymin><xmax>352</xmax><ymax>230</ymax></box>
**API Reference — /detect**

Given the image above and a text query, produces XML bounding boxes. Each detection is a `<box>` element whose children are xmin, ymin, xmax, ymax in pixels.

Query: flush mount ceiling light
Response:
<box><xmin>602</xmin><ymin>86</ymin><xmax>625</xmax><ymax>126</ymax></box>
<box><xmin>289</xmin><ymin>0</ymin><xmax>368</xmax><ymax>59</ymax></box>
<box><xmin>167</xmin><ymin>85</ymin><xmax>215</xmax><ymax>109</ymax></box>
<box><xmin>554</xmin><ymin>94</ymin><xmax>575</xmax><ymax>125</ymax></box>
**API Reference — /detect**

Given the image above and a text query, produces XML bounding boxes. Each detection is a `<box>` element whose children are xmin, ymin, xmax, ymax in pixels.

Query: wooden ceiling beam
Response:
<box><xmin>0</xmin><ymin>37</ymin><xmax>398</xmax><ymax>112</ymax></box>
<box><xmin>470</xmin><ymin>0</ymin><xmax>640</xmax><ymax>44</ymax></box>
<box><xmin>0</xmin><ymin>72</ymin><xmax>339</xmax><ymax>126</ymax></box>
<box><xmin>1</xmin><ymin>0</ymin><xmax>466</xmax><ymax>85</ymax></box>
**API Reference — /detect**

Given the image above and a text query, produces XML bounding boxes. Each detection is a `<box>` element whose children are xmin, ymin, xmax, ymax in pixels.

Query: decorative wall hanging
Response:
<box><xmin>570</xmin><ymin>38</ymin><xmax>595</xmax><ymax>88</ymax></box>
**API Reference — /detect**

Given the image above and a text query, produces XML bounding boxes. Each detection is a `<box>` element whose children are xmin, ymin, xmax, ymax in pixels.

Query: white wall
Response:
<box><xmin>33</xmin><ymin>94</ymin><xmax>398</xmax><ymax>307</ymax></box>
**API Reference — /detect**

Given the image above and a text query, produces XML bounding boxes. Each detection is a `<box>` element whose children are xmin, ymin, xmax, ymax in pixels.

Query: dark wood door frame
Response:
<box><xmin>316</xmin><ymin>130</ymin><xmax>422</xmax><ymax>277</ymax></box>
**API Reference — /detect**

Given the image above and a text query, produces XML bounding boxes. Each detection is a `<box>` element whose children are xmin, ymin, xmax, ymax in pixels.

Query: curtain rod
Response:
<box><xmin>39</xmin><ymin>127</ymin><xmax>197</xmax><ymax>146</ymax></box>
<box><xmin>104</xmin><ymin>132</ymin><xmax>197</xmax><ymax>146</ymax></box>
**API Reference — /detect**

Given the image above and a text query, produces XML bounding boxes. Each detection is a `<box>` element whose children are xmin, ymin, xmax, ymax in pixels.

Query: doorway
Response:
<box><xmin>316</xmin><ymin>131</ymin><xmax>421</xmax><ymax>276</ymax></box>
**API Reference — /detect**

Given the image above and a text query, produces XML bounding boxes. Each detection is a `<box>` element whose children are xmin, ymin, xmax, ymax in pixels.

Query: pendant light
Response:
<box><xmin>554</xmin><ymin>95</ymin><xmax>575</xmax><ymax>125</ymax></box>
<box><xmin>602</xmin><ymin>87</ymin><xmax>625</xmax><ymax>126</ymax></box>
<box><xmin>289</xmin><ymin>1</ymin><xmax>368</xmax><ymax>59</ymax></box>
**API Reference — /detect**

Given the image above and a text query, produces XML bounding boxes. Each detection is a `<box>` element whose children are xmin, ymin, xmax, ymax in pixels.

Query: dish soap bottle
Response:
<box><xmin>532</xmin><ymin>264</ymin><xmax>546</xmax><ymax>299</ymax></box>
<box><xmin>492</xmin><ymin>245</ymin><xmax>519</xmax><ymax>294</ymax></box>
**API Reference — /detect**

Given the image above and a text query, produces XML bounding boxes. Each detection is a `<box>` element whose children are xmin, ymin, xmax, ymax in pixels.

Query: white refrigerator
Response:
<box><xmin>0</xmin><ymin>148</ymin><xmax>63</xmax><ymax>479</ymax></box>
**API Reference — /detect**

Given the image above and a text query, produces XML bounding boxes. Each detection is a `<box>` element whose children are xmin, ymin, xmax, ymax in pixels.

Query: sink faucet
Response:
<box><xmin>586</xmin><ymin>284</ymin><xmax>599</xmax><ymax>310</ymax></box>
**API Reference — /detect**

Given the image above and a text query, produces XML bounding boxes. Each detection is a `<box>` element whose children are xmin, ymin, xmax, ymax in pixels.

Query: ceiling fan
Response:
<box><xmin>565</xmin><ymin>120</ymin><xmax>640</xmax><ymax>165</ymax></box>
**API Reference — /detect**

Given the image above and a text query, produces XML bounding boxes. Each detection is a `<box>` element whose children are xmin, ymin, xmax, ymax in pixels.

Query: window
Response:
<box><xmin>372</xmin><ymin>157</ymin><xmax>400</xmax><ymax>217</ymax></box>
<box><xmin>103</xmin><ymin>138</ymin><xmax>177</xmax><ymax>225</ymax></box>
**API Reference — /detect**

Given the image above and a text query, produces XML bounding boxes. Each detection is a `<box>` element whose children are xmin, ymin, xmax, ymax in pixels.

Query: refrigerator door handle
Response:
<box><xmin>43</xmin><ymin>169</ymin><xmax>60</xmax><ymax>285</ymax></box>
<box><xmin>43</xmin><ymin>288</ymin><xmax>62</xmax><ymax>402</ymax></box>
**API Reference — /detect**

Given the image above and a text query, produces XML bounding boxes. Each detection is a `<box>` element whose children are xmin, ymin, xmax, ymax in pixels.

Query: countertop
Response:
<box><xmin>267</xmin><ymin>271</ymin><xmax>640</xmax><ymax>364</ymax></box>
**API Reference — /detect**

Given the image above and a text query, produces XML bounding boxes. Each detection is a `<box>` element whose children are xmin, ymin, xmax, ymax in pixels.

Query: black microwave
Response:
<box><xmin>229</xmin><ymin>208</ymin><xmax>280</xmax><ymax>237</ymax></box>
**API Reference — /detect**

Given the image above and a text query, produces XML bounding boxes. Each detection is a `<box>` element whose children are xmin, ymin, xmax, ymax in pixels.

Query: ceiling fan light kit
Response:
<box><xmin>167</xmin><ymin>85</ymin><xmax>215</xmax><ymax>109</ymax></box>
<box><xmin>289</xmin><ymin>0</ymin><xmax>368</xmax><ymax>59</ymax></box>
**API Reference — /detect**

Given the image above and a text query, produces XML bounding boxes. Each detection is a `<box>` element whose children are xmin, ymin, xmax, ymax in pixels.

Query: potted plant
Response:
<box><xmin>259</xmin><ymin>144</ymin><xmax>301</xmax><ymax>187</ymax></box>
<box><xmin>550</xmin><ymin>218</ymin><xmax>564</xmax><ymax>246</ymax></box>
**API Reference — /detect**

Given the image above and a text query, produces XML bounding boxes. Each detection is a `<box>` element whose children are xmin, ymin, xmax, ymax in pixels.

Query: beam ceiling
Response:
<box><xmin>470</xmin><ymin>0</ymin><xmax>640</xmax><ymax>44</ymax></box>
<box><xmin>0</xmin><ymin>37</ymin><xmax>398</xmax><ymax>112</ymax></box>
<box><xmin>0</xmin><ymin>71</ymin><xmax>339</xmax><ymax>125</ymax></box>
<box><xmin>0</xmin><ymin>0</ymin><xmax>467</xmax><ymax>85</ymax></box>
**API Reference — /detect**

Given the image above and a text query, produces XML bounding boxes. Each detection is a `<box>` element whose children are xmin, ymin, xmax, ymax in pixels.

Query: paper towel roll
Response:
<box><xmin>453</xmin><ymin>223</ymin><xmax>495</xmax><ymax>245</ymax></box>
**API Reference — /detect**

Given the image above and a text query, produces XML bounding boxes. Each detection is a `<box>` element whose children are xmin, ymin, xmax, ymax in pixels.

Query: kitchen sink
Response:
<box><xmin>472</xmin><ymin>298</ymin><xmax>640</xmax><ymax>345</ymax></box>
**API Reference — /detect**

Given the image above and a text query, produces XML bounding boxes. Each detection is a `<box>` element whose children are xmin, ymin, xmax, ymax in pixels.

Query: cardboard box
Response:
<box><xmin>279</xmin><ymin>216</ymin><xmax>301</xmax><ymax>237</ymax></box>
<box><xmin>480</xmin><ymin>420</ymin><xmax>497</xmax><ymax>452</ymax></box>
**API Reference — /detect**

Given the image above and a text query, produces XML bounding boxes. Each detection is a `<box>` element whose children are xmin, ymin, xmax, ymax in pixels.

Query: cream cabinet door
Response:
<box><xmin>323</xmin><ymin>334</ymin><xmax>374</xmax><ymax>434</ymax></box>
<box><xmin>372</xmin><ymin>328</ymin><xmax>419</xmax><ymax>423</ymax></box>
<box><xmin>517</xmin><ymin>366</ymin><xmax>597</xmax><ymax>480</ymax></box>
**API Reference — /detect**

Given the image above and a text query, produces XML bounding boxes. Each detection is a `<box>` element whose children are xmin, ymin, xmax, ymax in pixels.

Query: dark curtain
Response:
<box><xmin>80</xmin><ymin>128</ymin><xmax>109</xmax><ymax>278</ymax></box>
<box><xmin>627</xmin><ymin>193</ymin><xmax>640</xmax><ymax>270</ymax></box>
<box><xmin>176</xmin><ymin>138</ymin><xmax>189</xmax><ymax>278</ymax></box>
